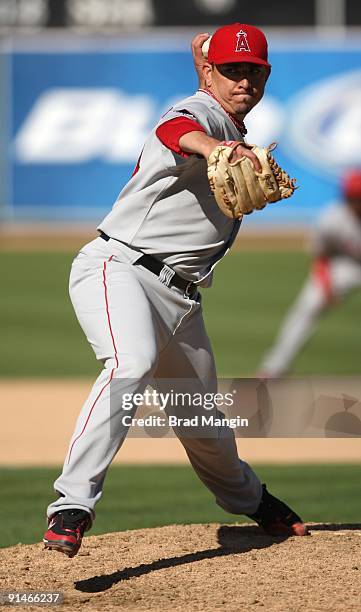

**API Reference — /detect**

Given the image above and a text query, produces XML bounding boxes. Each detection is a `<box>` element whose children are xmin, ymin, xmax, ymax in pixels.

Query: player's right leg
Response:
<box><xmin>44</xmin><ymin>239</ymin><xmax>161</xmax><ymax>555</ymax></box>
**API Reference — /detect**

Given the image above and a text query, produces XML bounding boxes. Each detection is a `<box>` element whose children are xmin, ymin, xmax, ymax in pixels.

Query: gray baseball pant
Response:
<box><xmin>47</xmin><ymin>238</ymin><xmax>262</xmax><ymax>520</ymax></box>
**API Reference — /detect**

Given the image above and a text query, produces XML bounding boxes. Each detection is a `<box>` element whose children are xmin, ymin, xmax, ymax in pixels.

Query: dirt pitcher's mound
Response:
<box><xmin>1</xmin><ymin>523</ymin><xmax>360</xmax><ymax>611</ymax></box>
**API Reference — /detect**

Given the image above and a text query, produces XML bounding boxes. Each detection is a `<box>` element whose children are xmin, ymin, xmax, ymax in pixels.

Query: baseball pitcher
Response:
<box><xmin>43</xmin><ymin>23</ymin><xmax>307</xmax><ymax>558</ymax></box>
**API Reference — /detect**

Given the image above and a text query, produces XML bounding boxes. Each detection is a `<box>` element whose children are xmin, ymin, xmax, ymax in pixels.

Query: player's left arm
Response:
<box><xmin>309</xmin><ymin>223</ymin><xmax>336</xmax><ymax>303</ymax></box>
<box><xmin>311</xmin><ymin>256</ymin><xmax>335</xmax><ymax>304</ymax></box>
<box><xmin>156</xmin><ymin>118</ymin><xmax>262</xmax><ymax>171</ymax></box>
<box><xmin>179</xmin><ymin>131</ymin><xmax>262</xmax><ymax>171</ymax></box>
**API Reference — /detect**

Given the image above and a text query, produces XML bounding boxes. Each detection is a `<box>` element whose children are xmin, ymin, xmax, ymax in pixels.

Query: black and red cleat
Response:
<box><xmin>43</xmin><ymin>509</ymin><xmax>91</xmax><ymax>557</ymax></box>
<box><xmin>247</xmin><ymin>484</ymin><xmax>309</xmax><ymax>537</ymax></box>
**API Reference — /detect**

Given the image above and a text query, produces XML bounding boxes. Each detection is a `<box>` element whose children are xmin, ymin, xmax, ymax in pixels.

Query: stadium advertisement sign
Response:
<box><xmin>6</xmin><ymin>37</ymin><xmax>361</xmax><ymax>223</ymax></box>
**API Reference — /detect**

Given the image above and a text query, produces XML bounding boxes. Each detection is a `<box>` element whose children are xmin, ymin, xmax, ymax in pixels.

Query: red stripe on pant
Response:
<box><xmin>67</xmin><ymin>256</ymin><xmax>118</xmax><ymax>464</ymax></box>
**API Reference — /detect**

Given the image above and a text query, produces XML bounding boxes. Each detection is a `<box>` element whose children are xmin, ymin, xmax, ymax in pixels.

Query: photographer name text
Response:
<box><xmin>121</xmin><ymin>415</ymin><xmax>249</xmax><ymax>429</ymax></box>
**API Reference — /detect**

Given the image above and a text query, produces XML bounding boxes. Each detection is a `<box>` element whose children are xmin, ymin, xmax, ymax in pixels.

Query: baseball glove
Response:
<box><xmin>207</xmin><ymin>142</ymin><xmax>296</xmax><ymax>219</ymax></box>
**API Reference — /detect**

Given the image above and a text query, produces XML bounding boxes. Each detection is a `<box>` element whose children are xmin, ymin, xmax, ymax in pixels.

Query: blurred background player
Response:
<box><xmin>257</xmin><ymin>169</ymin><xmax>361</xmax><ymax>378</ymax></box>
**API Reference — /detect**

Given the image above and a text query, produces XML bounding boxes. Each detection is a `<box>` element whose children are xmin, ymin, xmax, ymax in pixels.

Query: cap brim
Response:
<box><xmin>213</xmin><ymin>55</ymin><xmax>271</xmax><ymax>68</ymax></box>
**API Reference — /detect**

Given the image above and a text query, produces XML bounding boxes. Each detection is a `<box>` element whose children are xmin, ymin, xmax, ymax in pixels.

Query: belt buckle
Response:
<box><xmin>184</xmin><ymin>281</ymin><xmax>194</xmax><ymax>298</ymax></box>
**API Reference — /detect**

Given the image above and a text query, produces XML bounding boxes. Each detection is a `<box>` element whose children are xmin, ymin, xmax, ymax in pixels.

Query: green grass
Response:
<box><xmin>203</xmin><ymin>251</ymin><xmax>361</xmax><ymax>376</ymax></box>
<box><xmin>1</xmin><ymin>252</ymin><xmax>99</xmax><ymax>377</ymax></box>
<box><xmin>0</xmin><ymin>464</ymin><xmax>360</xmax><ymax>548</ymax></box>
<box><xmin>2</xmin><ymin>254</ymin><xmax>359</xmax><ymax>550</ymax></box>
<box><xmin>1</xmin><ymin>250</ymin><xmax>361</xmax><ymax>377</ymax></box>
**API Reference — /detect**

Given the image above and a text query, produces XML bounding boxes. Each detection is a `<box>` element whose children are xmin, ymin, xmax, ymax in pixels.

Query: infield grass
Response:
<box><xmin>1</xmin><ymin>250</ymin><xmax>361</xmax><ymax>377</ymax></box>
<box><xmin>0</xmin><ymin>464</ymin><xmax>360</xmax><ymax>548</ymax></box>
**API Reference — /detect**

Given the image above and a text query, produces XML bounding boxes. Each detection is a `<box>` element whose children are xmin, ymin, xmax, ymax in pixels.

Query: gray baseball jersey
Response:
<box><xmin>99</xmin><ymin>90</ymin><xmax>244</xmax><ymax>286</ymax></box>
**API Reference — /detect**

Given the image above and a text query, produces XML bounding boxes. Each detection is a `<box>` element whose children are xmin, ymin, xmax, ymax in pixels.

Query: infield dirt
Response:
<box><xmin>1</xmin><ymin>523</ymin><xmax>360</xmax><ymax>611</ymax></box>
<box><xmin>1</xmin><ymin>379</ymin><xmax>361</xmax><ymax>465</ymax></box>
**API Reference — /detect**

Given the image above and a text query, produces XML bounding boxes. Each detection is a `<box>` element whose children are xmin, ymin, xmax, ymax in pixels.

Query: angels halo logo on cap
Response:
<box><xmin>207</xmin><ymin>23</ymin><xmax>271</xmax><ymax>68</ymax></box>
<box><xmin>235</xmin><ymin>29</ymin><xmax>251</xmax><ymax>53</ymax></box>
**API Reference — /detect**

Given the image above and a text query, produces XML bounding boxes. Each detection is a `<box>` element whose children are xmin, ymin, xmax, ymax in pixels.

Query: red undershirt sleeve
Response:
<box><xmin>156</xmin><ymin>117</ymin><xmax>206</xmax><ymax>158</ymax></box>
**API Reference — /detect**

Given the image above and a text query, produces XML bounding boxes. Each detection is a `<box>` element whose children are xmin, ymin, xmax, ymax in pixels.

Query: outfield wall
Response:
<box><xmin>1</xmin><ymin>29</ymin><xmax>361</xmax><ymax>225</ymax></box>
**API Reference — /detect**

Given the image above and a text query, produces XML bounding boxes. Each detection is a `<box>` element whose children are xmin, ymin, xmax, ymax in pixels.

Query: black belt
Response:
<box><xmin>99</xmin><ymin>231</ymin><xmax>197</xmax><ymax>298</ymax></box>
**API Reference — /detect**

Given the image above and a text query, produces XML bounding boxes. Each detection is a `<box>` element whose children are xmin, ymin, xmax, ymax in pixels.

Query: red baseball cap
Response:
<box><xmin>208</xmin><ymin>23</ymin><xmax>271</xmax><ymax>68</ymax></box>
<box><xmin>342</xmin><ymin>169</ymin><xmax>361</xmax><ymax>199</ymax></box>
